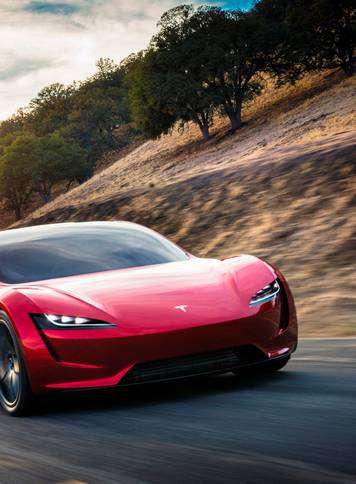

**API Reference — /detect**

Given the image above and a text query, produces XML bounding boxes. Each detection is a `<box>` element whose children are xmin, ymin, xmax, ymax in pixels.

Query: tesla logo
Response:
<box><xmin>175</xmin><ymin>305</ymin><xmax>188</xmax><ymax>313</ymax></box>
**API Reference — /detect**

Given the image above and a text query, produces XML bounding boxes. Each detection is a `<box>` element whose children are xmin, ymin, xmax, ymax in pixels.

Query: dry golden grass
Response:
<box><xmin>14</xmin><ymin>69</ymin><xmax>356</xmax><ymax>336</ymax></box>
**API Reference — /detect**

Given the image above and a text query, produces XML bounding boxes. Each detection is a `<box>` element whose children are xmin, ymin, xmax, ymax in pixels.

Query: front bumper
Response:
<box><xmin>22</xmin><ymin>290</ymin><xmax>297</xmax><ymax>394</ymax></box>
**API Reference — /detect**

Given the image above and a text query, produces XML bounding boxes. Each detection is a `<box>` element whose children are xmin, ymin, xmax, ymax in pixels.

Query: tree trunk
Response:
<box><xmin>192</xmin><ymin>110</ymin><xmax>211</xmax><ymax>142</ymax></box>
<box><xmin>42</xmin><ymin>193</ymin><xmax>51</xmax><ymax>204</ymax></box>
<box><xmin>38</xmin><ymin>186</ymin><xmax>52</xmax><ymax>204</ymax></box>
<box><xmin>66</xmin><ymin>180</ymin><xmax>74</xmax><ymax>192</ymax></box>
<box><xmin>344</xmin><ymin>8</ymin><xmax>354</xmax><ymax>76</ymax></box>
<box><xmin>199</xmin><ymin>123</ymin><xmax>210</xmax><ymax>141</ymax></box>
<box><xmin>346</xmin><ymin>51</ymin><xmax>354</xmax><ymax>76</ymax></box>
<box><xmin>338</xmin><ymin>42</ymin><xmax>354</xmax><ymax>76</ymax></box>
<box><xmin>85</xmin><ymin>157</ymin><xmax>95</xmax><ymax>181</ymax></box>
<box><xmin>14</xmin><ymin>205</ymin><xmax>22</xmax><ymax>221</ymax></box>
<box><xmin>226</xmin><ymin>103</ymin><xmax>242</xmax><ymax>132</ymax></box>
<box><xmin>341</xmin><ymin>59</ymin><xmax>354</xmax><ymax>76</ymax></box>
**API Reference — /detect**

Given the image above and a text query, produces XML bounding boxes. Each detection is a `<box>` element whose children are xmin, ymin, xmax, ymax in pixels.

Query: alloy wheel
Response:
<box><xmin>0</xmin><ymin>325</ymin><xmax>21</xmax><ymax>407</ymax></box>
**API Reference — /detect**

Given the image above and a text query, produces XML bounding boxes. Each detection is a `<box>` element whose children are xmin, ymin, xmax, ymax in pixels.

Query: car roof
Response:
<box><xmin>0</xmin><ymin>221</ymin><xmax>148</xmax><ymax>244</ymax></box>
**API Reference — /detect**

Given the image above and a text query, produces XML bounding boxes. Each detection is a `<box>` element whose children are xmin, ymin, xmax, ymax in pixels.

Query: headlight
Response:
<box><xmin>30</xmin><ymin>314</ymin><xmax>116</xmax><ymax>329</ymax></box>
<box><xmin>249</xmin><ymin>280</ymin><xmax>280</xmax><ymax>307</ymax></box>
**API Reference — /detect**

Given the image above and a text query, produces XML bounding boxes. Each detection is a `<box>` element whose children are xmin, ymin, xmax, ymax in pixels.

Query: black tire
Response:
<box><xmin>234</xmin><ymin>355</ymin><xmax>290</xmax><ymax>376</ymax></box>
<box><xmin>0</xmin><ymin>311</ymin><xmax>34</xmax><ymax>416</ymax></box>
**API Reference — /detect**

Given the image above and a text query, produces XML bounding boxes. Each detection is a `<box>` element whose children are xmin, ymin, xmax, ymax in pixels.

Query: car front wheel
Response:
<box><xmin>0</xmin><ymin>311</ymin><xmax>34</xmax><ymax>416</ymax></box>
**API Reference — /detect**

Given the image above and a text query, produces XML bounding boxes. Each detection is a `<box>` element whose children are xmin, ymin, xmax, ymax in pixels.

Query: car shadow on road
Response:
<box><xmin>35</xmin><ymin>369</ymin><xmax>302</xmax><ymax>417</ymax></box>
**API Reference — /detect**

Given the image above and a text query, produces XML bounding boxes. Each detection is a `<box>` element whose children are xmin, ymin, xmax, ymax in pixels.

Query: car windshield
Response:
<box><xmin>0</xmin><ymin>223</ymin><xmax>189</xmax><ymax>284</ymax></box>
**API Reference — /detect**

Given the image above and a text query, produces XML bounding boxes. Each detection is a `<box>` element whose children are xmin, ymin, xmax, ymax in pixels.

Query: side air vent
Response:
<box><xmin>278</xmin><ymin>279</ymin><xmax>290</xmax><ymax>330</ymax></box>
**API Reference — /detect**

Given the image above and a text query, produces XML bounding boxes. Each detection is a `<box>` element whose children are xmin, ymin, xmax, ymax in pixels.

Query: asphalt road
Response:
<box><xmin>0</xmin><ymin>338</ymin><xmax>355</xmax><ymax>484</ymax></box>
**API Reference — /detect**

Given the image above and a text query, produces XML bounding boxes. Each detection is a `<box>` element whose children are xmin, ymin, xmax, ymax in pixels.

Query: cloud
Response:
<box><xmin>24</xmin><ymin>1</ymin><xmax>81</xmax><ymax>16</ymax></box>
<box><xmin>0</xmin><ymin>0</ymin><xmax>253</xmax><ymax>121</ymax></box>
<box><xmin>0</xmin><ymin>59</ymin><xmax>50</xmax><ymax>81</ymax></box>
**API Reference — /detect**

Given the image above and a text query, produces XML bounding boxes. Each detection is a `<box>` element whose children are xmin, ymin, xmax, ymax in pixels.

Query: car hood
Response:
<box><xmin>18</xmin><ymin>256</ymin><xmax>276</xmax><ymax>331</ymax></box>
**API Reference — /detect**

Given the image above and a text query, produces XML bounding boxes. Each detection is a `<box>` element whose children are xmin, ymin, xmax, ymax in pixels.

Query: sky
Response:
<box><xmin>0</xmin><ymin>0</ymin><xmax>253</xmax><ymax>121</ymax></box>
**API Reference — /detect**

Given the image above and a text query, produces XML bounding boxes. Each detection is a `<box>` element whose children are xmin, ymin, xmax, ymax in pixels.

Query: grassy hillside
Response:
<box><xmin>15</xmin><ymin>70</ymin><xmax>356</xmax><ymax>336</ymax></box>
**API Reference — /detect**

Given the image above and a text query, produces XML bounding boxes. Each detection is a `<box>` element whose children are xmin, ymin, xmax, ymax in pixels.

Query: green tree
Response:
<box><xmin>130</xmin><ymin>5</ymin><xmax>287</xmax><ymax>138</ymax></box>
<box><xmin>128</xmin><ymin>51</ymin><xmax>178</xmax><ymax>138</ymax></box>
<box><xmin>152</xmin><ymin>5</ymin><xmax>219</xmax><ymax>140</ymax></box>
<box><xmin>0</xmin><ymin>132</ymin><xmax>18</xmax><ymax>156</ymax></box>
<box><xmin>0</xmin><ymin>133</ymin><xmax>37</xmax><ymax>220</ymax></box>
<box><xmin>66</xmin><ymin>61</ymin><xmax>131</xmax><ymax>179</ymax></box>
<box><xmin>187</xmin><ymin>6</ymin><xmax>287</xmax><ymax>131</ymax></box>
<box><xmin>251</xmin><ymin>0</ymin><xmax>302</xmax><ymax>83</ymax></box>
<box><xmin>32</xmin><ymin>133</ymin><xmax>87</xmax><ymax>203</ymax></box>
<box><xmin>0</xmin><ymin>108</ymin><xmax>28</xmax><ymax>137</ymax></box>
<box><xmin>28</xmin><ymin>83</ymin><xmax>76</xmax><ymax>136</ymax></box>
<box><xmin>286</xmin><ymin>0</ymin><xmax>355</xmax><ymax>76</ymax></box>
<box><xmin>129</xmin><ymin>6</ymin><xmax>218</xmax><ymax>141</ymax></box>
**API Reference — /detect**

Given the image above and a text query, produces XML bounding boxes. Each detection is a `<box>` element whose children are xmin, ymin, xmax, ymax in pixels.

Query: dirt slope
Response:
<box><xmin>16</xmin><ymin>70</ymin><xmax>356</xmax><ymax>336</ymax></box>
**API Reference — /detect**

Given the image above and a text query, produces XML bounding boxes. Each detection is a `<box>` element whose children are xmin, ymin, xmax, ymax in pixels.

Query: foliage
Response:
<box><xmin>130</xmin><ymin>5</ymin><xmax>290</xmax><ymax>137</ymax></box>
<box><xmin>129</xmin><ymin>6</ymin><xmax>218</xmax><ymax>141</ymax></box>
<box><xmin>128</xmin><ymin>51</ymin><xmax>179</xmax><ymax>139</ymax></box>
<box><xmin>63</xmin><ymin>60</ymin><xmax>131</xmax><ymax>179</ymax></box>
<box><xmin>189</xmin><ymin>6</ymin><xmax>287</xmax><ymax>131</ymax></box>
<box><xmin>0</xmin><ymin>109</ymin><xmax>28</xmax><ymax>137</ymax></box>
<box><xmin>286</xmin><ymin>0</ymin><xmax>355</xmax><ymax>76</ymax></box>
<box><xmin>255</xmin><ymin>0</ymin><xmax>356</xmax><ymax>77</ymax></box>
<box><xmin>31</xmin><ymin>133</ymin><xmax>87</xmax><ymax>203</ymax></box>
<box><xmin>27</xmin><ymin>83</ymin><xmax>76</xmax><ymax>136</ymax></box>
<box><xmin>0</xmin><ymin>131</ymin><xmax>86</xmax><ymax>218</ymax></box>
<box><xmin>0</xmin><ymin>133</ymin><xmax>38</xmax><ymax>220</ymax></box>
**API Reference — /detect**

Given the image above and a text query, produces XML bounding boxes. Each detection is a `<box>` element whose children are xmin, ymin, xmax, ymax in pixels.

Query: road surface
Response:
<box><xmin>0</xmin><ymin>338</ymin><xmax>355</xmax><ymax>484</ymax></box>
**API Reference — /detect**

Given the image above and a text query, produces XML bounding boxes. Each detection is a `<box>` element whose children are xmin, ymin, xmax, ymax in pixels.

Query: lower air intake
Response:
<box><xmin>120</xmin><ymin>346</ymin><xmax>265</xmax><ymax>385</ymax></box>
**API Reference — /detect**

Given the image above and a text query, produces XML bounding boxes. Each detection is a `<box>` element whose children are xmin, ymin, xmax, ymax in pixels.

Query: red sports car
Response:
<box><xmin>0</xmin><ymin>222</ymin><xmax>297</xmax><ymax>415</ymax></box>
